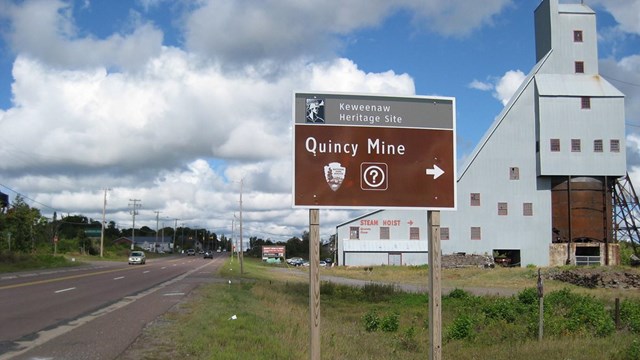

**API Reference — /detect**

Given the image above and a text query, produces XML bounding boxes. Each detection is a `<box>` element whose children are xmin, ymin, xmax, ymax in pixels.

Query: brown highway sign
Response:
<box><xmin>293</xmin><ymin>92</ymin><xmax>456</xmax><ymax>210</ymax></box>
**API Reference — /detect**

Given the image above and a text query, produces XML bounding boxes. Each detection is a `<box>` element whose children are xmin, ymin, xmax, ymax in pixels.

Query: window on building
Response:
<box><xmin>349</xmin><ymin>227</ymin><xmax>359</xmax><ymax>240</ymax></box>
<box><xmin>470</xmin><ymin>193</ymin><xmax>480</xmax><ymax>206</ymax></box>
<box><xmin>380</xmin><ymin>227</ymin><xmax>390</xmax><ymax>240</ymax></box>
<box><xmin>574</xmin><ymin>30</ymin><xmax>583</xmax><ymax>42</ymax></box>
<box><xmin>575</xmin><ymin>61</ymin><xmax>584</xmax><ymax>73</ymax></box>
<box><xmin>409</xmin><ymin>227</ymin><xmax>420</xmax><ymax>240</ymax></box>
<box><xmin>594</xmin><ymin>139</ymin><xmax>603</xmax><ymax>152</ymax></box>
<box><xmin>581</xmin><ymin>96</ymin><xmax>591</xmax><ymax>109</ymax></box>
<box><xmin>523</xmin><ymin>202</ymin><xmax>533</xmax><ymax>216</ymax></box>
<box><xmin>509</xmin><ymin>167</ymin><xmax>520</xmax><ymax>180</ymax></box>
<box><xmin>571</xmin><ymin>139</ymin><xmax>581</xmax><ymax>152</ymax></box>
<box><xmin>471</xmin><ymin>227</ymin><xmax>481</xmax><ymax>240</ymax></box>
<box><xmin>550</xmin><ymin>138</ymin><xmax>560</xmax><ymax>152</ymax></box>
<box><xmin>498</xmin><ymin>202</ymin><xmax>508</xmax><ymax>216</ymax></box>
<box><xmin>610</xmin><ymin>139</ymin><xmax>620</xmax><ymax>152</ymax></box>
<box><xmin>441</xmin><ymin>227</ymin><xmax>449</xmax><ymax>240</ymax></box>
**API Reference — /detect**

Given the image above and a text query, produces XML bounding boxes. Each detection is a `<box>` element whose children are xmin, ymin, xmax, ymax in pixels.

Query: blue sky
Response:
<box><xmin>0</xmin><ymin>0</ymin><xmax>639</xmax><ymax>242</ymax></box>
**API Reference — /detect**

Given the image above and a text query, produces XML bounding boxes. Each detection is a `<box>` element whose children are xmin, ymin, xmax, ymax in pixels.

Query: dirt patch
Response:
<box><xmin>546</xmin><ymin>267</ymin><xmax>640</xmax><ymax>289</ymax></box>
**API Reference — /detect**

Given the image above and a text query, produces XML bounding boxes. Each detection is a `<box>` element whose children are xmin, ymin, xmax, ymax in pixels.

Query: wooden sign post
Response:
<box><xmin>428</xmin><ymin>211</ymin><xmax>442</xmax><ymax>360</ymax></box>
<box><xmin>309</xmin><ymin>209</ymin><xmax>321</xmax><ymax>360</ymax></box>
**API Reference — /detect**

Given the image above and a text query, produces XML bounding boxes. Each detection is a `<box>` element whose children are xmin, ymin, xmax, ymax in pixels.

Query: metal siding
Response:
<box><xmin>336</xmin><ymin>0</ymin><xmax>621</xmax><ymax>268</ymax></box>
<box><xmin>441</xmin><ymin>82</ymin><xmax>551</xmax><ymax>266</ymax></box>
<box><xmin>538</xmin><ymin>96</ymin><xmax>625</xmax><ymax>176</ymax></box>
<box><xmin>536</xmin><ymin>75</ymin><xmax>624</xmax><ymax>97</ymax></box>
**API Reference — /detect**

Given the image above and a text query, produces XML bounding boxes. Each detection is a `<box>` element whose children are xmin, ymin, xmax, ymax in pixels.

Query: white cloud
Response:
<box><xmin>468</xmin><ymin>80</ymin><xmax>493</xmax><ymax>91</ymax></box>
<box><xmin>590</xmin><ymin>0</ymin><xmax>640</xmax><ymax>35</ymax></box>
<box><xmin>0</xmin><ymin>48</ymin><xmax>415</xmax><ymax>240</ymax></box>
<box><xmin>408</xmin><ymin>0</ymin><xmax>512</xmax><ymax>37</ymax></box>
<box><xmin>493</xmin><ymin>70</ymin><xmax>526</xmax><ymax>106</ymax></box>
<box><xmin>182</xmin><ymin>0</ymin><xmax>512</xmax><ymax>67</ymax></box>
<box><xmin>467</xmin><ymin>70</ymin><xmax>525</xmax><ymax>106</ymax></box>
<box><xmin>3</xmin><ymin>0</ymin><xmax>637</xmax><ymax>243</ymax></box>
<box><xmin>4</xmin><ymin>0</ymin><xmax>163</xmax><ymax>70</ymax></box>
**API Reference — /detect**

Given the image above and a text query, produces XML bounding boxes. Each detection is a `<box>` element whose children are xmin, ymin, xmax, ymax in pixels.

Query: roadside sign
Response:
<box><xmin>84</xmin><ymin>229</ymin><xmax>102</xmax><ymax>237</ymax></box>
<box><xmin>293</xmin><ymin>92</ymin><xmax>456</xmax><ymax>209</ymax></box>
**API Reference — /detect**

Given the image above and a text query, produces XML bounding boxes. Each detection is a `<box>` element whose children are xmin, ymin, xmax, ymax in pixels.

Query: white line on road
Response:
<box><xmin>0</xmin><ymin>260</ymin><xmax>215</xmax><ymax>360</ymax></box>
<box><xmin>163</xmin><ymin>292</ymin><xmax>185</xmax><ymax>296</ymax></box>
<box><xmin>143</xmin><ymin>271</ymin><xmax>150</xmax><ymax>274</ymax></box>
<box><xmin>55</xmin><ymin>287</ymin><xmax>76</xmax><ymax>294</ymax></box>
<box><xmin>113</xmin><ymin>276</ymin><xmax>125</xmax><ymax>280</ymax></box>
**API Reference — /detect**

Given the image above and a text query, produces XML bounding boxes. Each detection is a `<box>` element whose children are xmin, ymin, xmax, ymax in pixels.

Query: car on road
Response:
<box><xmin>186</xmin><ymin>249</ymin><xmax>196</xmax><ymax>256</ymax></box>
<box><xmin>204</xmin><ymin>251</ymin><xmax>213</xmax><ymax>259</ymax></box>
<box><xmin>128</xmin><ymin>251</ymin><xmax>146</xmax><ymax>265</ymax></box>
<box><xmin>286</xmin><ymin>257</ymin><xmax>304</xmax><ymax>266</ymax></box>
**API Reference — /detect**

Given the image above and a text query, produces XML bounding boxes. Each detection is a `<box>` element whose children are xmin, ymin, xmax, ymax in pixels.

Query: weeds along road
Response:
<box><xmin>269</xmin><ymin>266</ymin><xmax>521</xmax><ymax>297</ymax></box>
<box><xmin>0</xmin><ymin>254</ymin><xmax>227</xmax><ymax>360</ymax></box>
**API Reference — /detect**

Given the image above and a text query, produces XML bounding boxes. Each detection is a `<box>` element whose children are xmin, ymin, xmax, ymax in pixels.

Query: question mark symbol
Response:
<box><xmin>371</xmin><ymin>170</ymin><xmax>379</xmax><ymax>184</ymax></box>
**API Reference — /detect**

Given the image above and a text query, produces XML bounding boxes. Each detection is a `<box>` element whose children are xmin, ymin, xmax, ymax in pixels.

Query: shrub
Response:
<box><xmin>361</xmin><ymin>283</ymin><xmax>398</xmax><ymax>302</ymax></box>
<box><xmin>394</xmin><ymin>326</ymin><xmax>418</xmax><ymax>351</ymax></box>
<box><xmin>380</xmin><ymin>312</ymin><xmax>400</xmax><ymax>332</ymax></box>
<box><xmin>544</xmin><ymin>288</ymin><xmax>615</xmax><ymax>337</ymax></box>
<box><xmin>619</xmin><ymin>338</ymin><xmax>640</xmax><ymax>360</ymax></box>
<box><xmin>620</xmin><ymin>299</ymin><xmax>640</xmax><ymax>333</ymax></box>
<box><xmin>362</xmin><ymin>310</ymin><xmax>380</xmax><ymax>332</ymax></box>
<box><xmin>481</xmin><ymin>297</ymin><xmax>520</xmax><ymax>323</ymax></box>
<box><xmin>445</xmin><ymin>314</ymin><xmax>476</xmax><ymax>341</ymax></box>
<box><xmin>517</xmin><ymin>287</ymin><xmax>539</xmax><ymax>306</ymax></box>
<box><xmin>320</xmin><ymin>281</ymin><xmax>335</xmax><ymax>296</ymax></box>
<box><xmin>446</xmin><ymin>288</ymin><xmax>470</xmax><ymax>300</ymax></box>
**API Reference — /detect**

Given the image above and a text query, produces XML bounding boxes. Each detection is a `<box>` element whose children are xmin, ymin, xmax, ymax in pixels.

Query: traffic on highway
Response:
<box><xmin>0</xmin><ymin>252</ymin><xmax>226</xmax><ymax>360</ymax></box>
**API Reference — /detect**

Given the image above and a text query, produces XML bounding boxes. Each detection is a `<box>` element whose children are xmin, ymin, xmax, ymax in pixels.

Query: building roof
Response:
<box><xmin>536</xmin><ymin>74</ymin><xmax>625</xmax><ymax>97</ymax></box>
<box><xmin>457</xmin><ymin>50</ymin><xmax>551</xmax><ymax>180</ymax></box>
<box><xmin>558</xmin><ymin>3</ymin><xmax>594</xmax><ymax>15</ymax></box>
<box><xmin>335</xmin><ymin>209</ymin><xmax>384</xmax><ymax>228</ymax></box>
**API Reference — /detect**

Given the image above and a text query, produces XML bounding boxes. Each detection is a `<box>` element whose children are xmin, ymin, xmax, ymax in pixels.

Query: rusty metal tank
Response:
<box><xmin>551</xmin><ymin>176</ymin><xmax>612</xmax><ymax>243</ymax></box>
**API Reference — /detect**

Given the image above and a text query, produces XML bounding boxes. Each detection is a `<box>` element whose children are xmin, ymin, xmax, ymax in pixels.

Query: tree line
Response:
<box><xmin>0</xmin><ymin>194</ymin><xmax>333</xmax><ymax>259</ymax></box>
<box><xmin>0</xmin><ymin>195</ymin><xmax>229</xmax><ymax>255</ymax></box>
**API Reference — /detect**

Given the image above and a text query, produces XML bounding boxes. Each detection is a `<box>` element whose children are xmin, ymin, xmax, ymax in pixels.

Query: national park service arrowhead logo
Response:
<box><xmin>324</xmin><ymin>162</ymin><xmax>346</xmax><ymax>191</ymax></box>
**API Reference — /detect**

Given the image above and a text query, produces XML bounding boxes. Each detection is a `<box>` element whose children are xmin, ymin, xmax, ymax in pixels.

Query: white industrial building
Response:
<box><xmin>336</xmin><ymin>0</ymin><xmax>626</xmax><ymax>267</ymax></box>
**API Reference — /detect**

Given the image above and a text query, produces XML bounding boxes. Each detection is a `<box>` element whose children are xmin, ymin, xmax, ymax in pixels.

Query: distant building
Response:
<box><xmin>113</xmin><ymin>236</ymin><xmax>173</xmax><ymax>253</ymax></box>
<box><xmin>337</xmin><ymin>0</ymin><xmax>625</xmax><ymax>267</ymax></box>
<box><xmin>0</xmin><ymin>191</ymin><xmax>8</xmax><ymax>211</ymax></box>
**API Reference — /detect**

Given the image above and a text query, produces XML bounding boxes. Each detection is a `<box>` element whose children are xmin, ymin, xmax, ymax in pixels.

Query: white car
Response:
<box><xmin>128</xmin><ymin>251</ymin><xmax>146</xmax><ymax>265</ymax></box>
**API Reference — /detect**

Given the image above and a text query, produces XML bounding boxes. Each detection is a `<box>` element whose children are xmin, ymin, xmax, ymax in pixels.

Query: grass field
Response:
<box><xmin>123</xmin><ymin>258</ymin><xmax>640</xmax><ymax>360</ymax></box>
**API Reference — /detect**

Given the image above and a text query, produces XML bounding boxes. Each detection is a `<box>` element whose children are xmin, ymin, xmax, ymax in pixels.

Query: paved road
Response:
<box><xmin>0</xmin><ymin>253</ymin><xmax>227</xmax><ymax>360</ymax></box>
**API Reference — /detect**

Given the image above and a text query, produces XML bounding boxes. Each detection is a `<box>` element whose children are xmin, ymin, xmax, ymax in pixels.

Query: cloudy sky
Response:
<box><xmin>0</xmin><ymin>0</ymin><xmax>639</xmax><ymax>243</ymax></box>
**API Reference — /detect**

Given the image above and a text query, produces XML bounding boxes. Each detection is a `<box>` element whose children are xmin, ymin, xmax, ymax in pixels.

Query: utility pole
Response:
<box><xmin>230</xmin><ymin>218</ymin><xmax>236</xmax><ymax>260</ymax></box>
<box><xmin>100</xmin><ymin>188</ymin><xmax>111</xmax><ymax>258</ymax></box>
<box><xmin>173</xmin><ymin>218</ymin><xmax>179</xmax><ymax>253</ymax></box>
<box><xmin>129</xmin><ymin>199</ymin><xmax>141</xmax><ymax>250</ymax></box>
<box><xmin>181</xmin><ymin>223</ymin><xmax>185</xmax><ymax>251</ymax></box>
<box><xmin>239</xmin><ymin>179</ymin><xmax>244</xmax><ymax>274</ymax></box>
<box><xmin>154</xmin><ymin>211</ymin><xmax>161</xmax><ymax>252</ymax></box>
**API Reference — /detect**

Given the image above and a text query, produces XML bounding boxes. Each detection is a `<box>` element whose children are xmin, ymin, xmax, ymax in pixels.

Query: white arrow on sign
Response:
<box><xmin>426</xmin><ymin>165</ymin><xmax>444</xmax><ymax>179</ymax></box>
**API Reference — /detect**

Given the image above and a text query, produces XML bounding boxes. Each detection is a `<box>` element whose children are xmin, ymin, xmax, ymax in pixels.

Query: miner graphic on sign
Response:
<box><xmin>306</xmin><ymin>98</ymin><xmax>325</xmax><ymax>123</ymax></box>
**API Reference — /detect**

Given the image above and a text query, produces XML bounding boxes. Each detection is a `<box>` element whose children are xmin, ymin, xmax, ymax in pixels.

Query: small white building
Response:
<box><xmin>336</xmin><ymin>0</ymin><xmax>626</xmax><ymax>267</ymax></box>
<box><xmin>336</xmin><ymin>209</ymin><xmax>430</xmax><ymax>266</ymax></box>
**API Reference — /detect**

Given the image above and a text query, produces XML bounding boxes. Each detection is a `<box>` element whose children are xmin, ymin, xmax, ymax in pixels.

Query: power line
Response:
<box><xmin>601</xmin><ymin>73</ymin><xmax>640</xmax><ymax>88</ymax></box>
<box><xmin>0</xmin><ymin>183</ymin><xmax>61</xmax><ymax>213</ymax></box>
